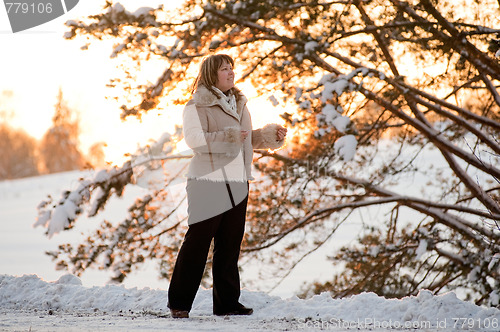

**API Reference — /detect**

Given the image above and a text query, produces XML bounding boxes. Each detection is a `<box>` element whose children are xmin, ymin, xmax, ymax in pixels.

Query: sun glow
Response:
<box><xmin>0</xmin><ymin>0</ymin><xmax>292</xmax><ymax>169</ymax></box>
<box><xmin>0</xmin><ymin>0</ymin><xmax>190</xmax><ymax>167</ymax></box>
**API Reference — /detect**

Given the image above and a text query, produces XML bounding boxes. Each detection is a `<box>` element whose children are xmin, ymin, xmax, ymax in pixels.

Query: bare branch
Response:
<box><xmin>237</xmin><ymin>44</ymin><xmax>284</xmax><ymax>83</ymax></box>
<box><xmin>258</xmin><ymin>150</ymin><xmax>500</xmax><ymax>236</ymax></box>
<box><xmin>479</xmin><ymin>72</ymin><xmax>500</xmax><ymax>107</ymax></box>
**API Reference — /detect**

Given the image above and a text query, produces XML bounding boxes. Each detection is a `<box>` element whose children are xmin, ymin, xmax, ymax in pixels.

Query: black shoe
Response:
<box><xmin>214</xmin><ymin>305</ymin><xmax>253</xmax><ymax>316</ymax></box>
<box><xmin>170</xmin><ymin>309</ymin><xmax>189</xmax><ymax>318</ymax></box>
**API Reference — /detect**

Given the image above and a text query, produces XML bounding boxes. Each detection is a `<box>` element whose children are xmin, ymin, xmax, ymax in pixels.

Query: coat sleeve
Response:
<box><xmin>252</xmin><ymin>123</ymin><xmax>285</xmax><ymax>150</ymax></box>
<box><xmin>183</xmin><ymin>101</ymin><xmax>241</xmax><ymax>155</ymax></box>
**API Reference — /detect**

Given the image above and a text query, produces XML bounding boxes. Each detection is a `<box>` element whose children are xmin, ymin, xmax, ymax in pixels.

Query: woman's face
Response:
<box><xmin>215</xmin><ymin>61</ymin><xmax>234</xmax><ymax>92</ymax></box>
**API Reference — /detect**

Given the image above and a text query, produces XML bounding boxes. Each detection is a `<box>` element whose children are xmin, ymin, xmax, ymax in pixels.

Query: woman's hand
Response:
<box><xmin>241</xmin><ymin>130</ymin><xmax>249</xmax><ymax>141</ymax></box>
<box><xmin>276</xmin><ymin>126</ymin><xmax>287</xmax><ymax>141</ymax></box>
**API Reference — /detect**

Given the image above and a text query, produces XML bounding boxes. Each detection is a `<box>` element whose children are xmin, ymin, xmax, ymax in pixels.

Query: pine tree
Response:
<box><xmin>0</xmin><ymin>122</ymin><xmax>39</xmax><ymax>180</ymax></box>
<box><xmin>36</xmin><ymin>0</ymin><xmax>499</xmax><ymax>306</ymax></box>
<box><xmin>39</xmin><ymin>89</ymin><xmax>85</xmax><ymax>173</ymax></box>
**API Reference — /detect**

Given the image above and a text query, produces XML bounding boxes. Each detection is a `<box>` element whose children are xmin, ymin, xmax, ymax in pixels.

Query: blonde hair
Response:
<box><xmin>192</xmin><ymin>54</ymin><xmax>240</xmax><ymax>100</ymax></box>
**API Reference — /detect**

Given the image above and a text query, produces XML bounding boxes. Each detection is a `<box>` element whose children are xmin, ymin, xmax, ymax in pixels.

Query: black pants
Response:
<box><xmin>168</xmin><ymin>190</ymin><xmax>248</xmax><ymax>313</ymax></box>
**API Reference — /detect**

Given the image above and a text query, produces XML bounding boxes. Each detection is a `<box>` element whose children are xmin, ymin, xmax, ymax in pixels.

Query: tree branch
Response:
<box><xmin>237</xmin><ymin>44</ymin><xmax>284</xmax><ymax>82</ymax></box>
<box><xmin>259</xmin><ymin>151</ymin><xmax>500</xmax><ymax>236</ymax></box>
<box><xmin>403</xmin><ymin>88</ymin><xmax>500</xmax><ymax>155</ymax></box>
<box><xmin>358</xmin><ymin>86</ymin><xmax>500</xmax><ymax>182</ymax></box>
<box><xmin>479</xmin><ymin>72</ymin><xmax>500</xmax><ymax>107</ymax></box>
<box><xmin>394</xmin><ymin>0</ymin><xmax>500</xmax><ymax>80</ymax></box>
<box><xmin>354</xmin><ymin>0</ymin><xmax>400</xmax><ymax>77</ymax></box>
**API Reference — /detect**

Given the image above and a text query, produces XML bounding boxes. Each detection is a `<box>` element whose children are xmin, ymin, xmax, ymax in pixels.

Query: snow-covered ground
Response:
<box><xmin>1</xmin><ymin>273</ymin><xmax>500</xmax><ymax>331</ymax></box>
<box><xmin>2</xmin><ymin>171</ymin><xmax>500</xmax><ymax>331</ymax></box>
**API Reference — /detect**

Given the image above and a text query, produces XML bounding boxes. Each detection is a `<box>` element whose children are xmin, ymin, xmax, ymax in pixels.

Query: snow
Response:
<box><xmin>315</xmin><ymin>104</ymin><xmax>352</xmax><ymax>134</ymax></box>
<box><xmin>149</xmin><ymin>132</ymin><xmax>172</xmax><ymax>156</ymax></box>
<box><xmin>0</xmin><ymin>151</ymin><xmax>498</xmax><ymax>330</ymax></box>
<box><xmin>370</xmin><ymin>245</ymin><xmax>380</xmax><ymax>257</ymax></box>
<box><xmin>268</xmin><ymin>95</ymin><xmax>279</xmax><ymax>107</ymax></box>
<box><xmin>88</xmin><ymin>186</ymin><xmax>106</xmax><ymax>216</ymax></box>
<box><xmin>232</xmin><ymin>2</ymin><xmax>244</xmax><ymax>14</ymax></box>
<box><xmin>111</xmin><ymin>3</ymin><xmax>125</xmax><ymax>14</ymax></box>
<box><xmin>304</xmin><ymin>41</ymin><xmax>318</xmax><ymax>54</ymax></box>
<box><xmin>1</xmin><ymin>274</ymin><xmax>499</xmax><ymax>331</ymax></box>
<box><xmin>111</xmin><ymin>44</ymin><xmax>126</xmax><ymax>58</ymax></box>
<box><xmin>468</xmin><ymin>267</ymin><xmax>481</xmax><ymax>282</ymax></box>
<box><xmin>298</xmin><ymin>100</ymin><xmax>311</xmax><ymax>110</ymax></box>
<box><xmin>294</xmin><ymin>87</ymin><xmax>303</xmax><ymax>102</ymax></box>
<box><xmin>491</xmin><ymin>291</ymin><xmax>500</xmax><ymax>307</ymax></box>
<box><xmin>488</xmin><ymin>253</ymin><xmax>500</xmax><ymax>272</ymax></box>
<box><xmin>132</xmin><ymin>7</ymin><xmax>154</xmax><ymax>18</ymax></box>
<box><xmin>103</xmin><ymin>2</ymin><xmax>156</xmax><ymax>27</ymax></box>
<box><xmin>33</xmin><ymin>178</ymin><xmax>94</xmax><ymax>238</ymax></box>
<box><xmin>319</xmin><ymin>68</ymin><xmax>374</xmax><ymax>102</ymax></box>
<box><xmin>334</xmin><ymin>135</ymin><xmax>358</xmax><ymax>161</ymax></box>
<box><xmin>321</xmin><ymin>103</ymin><xmax>340</xmax><ymax>123</ymax></box>
<box><xmin>46</xmin><ymin>203</ymin><xmax>72</xmax><ymax>238</ymax></box>
<box><xmin>415</xmin><ymin>239</ymin><xmax>428</xmax><ymax>259</ymax></box>
<box><xmin>93</xmin><ymin>169</ymin><xmax>110</xmax><ymax>183</ymax></box>
<box><xmin>321</xmin><ymin>80</ymin><xmax>349</xmax><ymax>102</ymax></box>
<box><xmin>331</xmin><ymin>116</ymin><xmax>350</xmax><ymax>133</ymax></box>
<box><xmin>319</xmin><ymin>73</ymin><xmax>336</xmax><ymax>85</ymax></box>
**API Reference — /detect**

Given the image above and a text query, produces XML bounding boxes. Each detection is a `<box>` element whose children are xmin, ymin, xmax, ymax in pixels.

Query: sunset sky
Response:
<box><xmin>0</xmin><ymin>0</ymin><xmax>285</xmax><ymax>165</ymax></box>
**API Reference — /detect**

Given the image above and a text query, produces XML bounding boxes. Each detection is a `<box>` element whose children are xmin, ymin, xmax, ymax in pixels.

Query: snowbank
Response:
<box><xmin>1</xmin><ymin>274</ymin><xmax>499</xmax><ymax>331</ymax></box>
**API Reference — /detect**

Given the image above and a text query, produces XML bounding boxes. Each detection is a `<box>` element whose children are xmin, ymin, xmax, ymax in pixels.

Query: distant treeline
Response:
<box><xmin>0</xmin><ymin>89</ymin><xmax>105</xmax><ymax>180</ymax></box>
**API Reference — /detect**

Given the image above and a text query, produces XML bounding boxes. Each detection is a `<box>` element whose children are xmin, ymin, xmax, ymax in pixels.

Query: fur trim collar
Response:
<box><xmin>193</xmin><ymin>85</ymin><xmax>219</xmax><ymax>106</ymax></box>
<box><xmin>193</xmin><ymin>85</ymin><xmax>248</xmax><ymax>118</ymax></box>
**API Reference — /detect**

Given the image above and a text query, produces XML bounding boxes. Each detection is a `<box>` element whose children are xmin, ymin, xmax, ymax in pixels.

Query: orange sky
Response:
<box><xmin>0</xmin><ymin>1</ymin><xmax>285</xmax><ymax>165</ymax></box>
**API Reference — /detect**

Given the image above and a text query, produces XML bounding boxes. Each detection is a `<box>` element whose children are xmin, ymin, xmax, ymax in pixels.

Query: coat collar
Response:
<box><xmin>192</xmin><ymin>85</ymin><xmax>247</xmax><ymax>120</ymax></box>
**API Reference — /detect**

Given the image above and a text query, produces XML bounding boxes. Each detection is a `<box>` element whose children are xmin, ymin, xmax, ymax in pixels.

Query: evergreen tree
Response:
<box><xmin>0</xmin><ymin>92</ymin><xmax>39</xmax><ymax>180</ymax></box>
<box><xmin>36</xmin><ymin>0</ymin><xmax>499</xmax><ymax>306</ymax></box>
<box><xmin>0</xmin><ymin>122</ymin><xmax>39</xmax><ymax>180</ymax></box>
<box><xmin>39</xmin><ymin>89</ymin><xmax>85</xmax><ymax>173</ymax></box>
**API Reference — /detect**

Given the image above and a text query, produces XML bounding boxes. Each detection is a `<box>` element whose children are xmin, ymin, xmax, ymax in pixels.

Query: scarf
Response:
<box><xmin>213</xmin><ymin>87</ymin><xmax>239</xmax><ymax>121</ymax></box>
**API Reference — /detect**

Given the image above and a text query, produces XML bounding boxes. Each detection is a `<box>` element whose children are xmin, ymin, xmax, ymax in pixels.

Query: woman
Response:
<box><xmin>167</xmin><ymin>54</ymin><xmax>287</xmax><ymax>318</ymax></box>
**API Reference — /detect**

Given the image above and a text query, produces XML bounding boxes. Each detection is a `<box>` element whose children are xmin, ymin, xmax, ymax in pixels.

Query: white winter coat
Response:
<box><xmin>182</xmin><ymin>85</ymin><xmax>284</xmax><ymax>182</ymax></box>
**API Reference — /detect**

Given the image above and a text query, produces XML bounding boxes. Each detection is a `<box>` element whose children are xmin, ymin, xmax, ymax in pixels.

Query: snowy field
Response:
<box><xmin>1</xmin><ymin>171</ymin><xmax>500</xmax><ymax>331</ymax></box>
<box><xmin>1</xmin><ymin>274</ymin><xmax>500</xmax><ymax>331</ymax></box>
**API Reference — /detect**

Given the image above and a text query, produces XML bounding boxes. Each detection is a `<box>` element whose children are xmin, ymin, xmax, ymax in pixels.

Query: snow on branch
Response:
<box><xmin>64</xmin><ymin>2</ymin><xmax>161</xmax><ymax>40</ymax></box>
<box><xmin>34</xmin><ymin>131</ymin><xmax>190</xmax><ymax>238</ymax></box>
